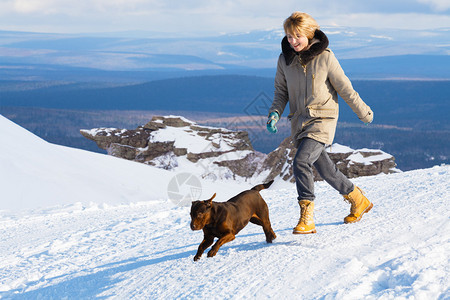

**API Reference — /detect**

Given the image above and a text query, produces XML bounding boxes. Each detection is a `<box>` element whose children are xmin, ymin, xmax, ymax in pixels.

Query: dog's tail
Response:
<box><xmin>251</xmin><ymin>180</ymin><xmax>274</xmax><ymax>192</ymax></box>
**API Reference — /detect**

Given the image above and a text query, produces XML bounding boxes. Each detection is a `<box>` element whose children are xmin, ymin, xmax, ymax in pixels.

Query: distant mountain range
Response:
<box><xmin>0</xmin><ymin>27</ymin><xmax>449</xmax><ymax>80</ymax></box>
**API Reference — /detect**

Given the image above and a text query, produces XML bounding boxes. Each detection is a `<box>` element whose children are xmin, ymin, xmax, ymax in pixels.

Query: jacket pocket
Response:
<box><xmin>288</xmin><ymin>111</ymin><xmax>302</xmax><ymax>135</ymax></box>
<box><xmin>307</xmin><ymin>105</ymin><xmax>338</xmax><ymax>118</ymax></box>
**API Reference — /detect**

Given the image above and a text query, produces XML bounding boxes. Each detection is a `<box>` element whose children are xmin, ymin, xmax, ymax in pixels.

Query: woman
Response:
<box><xmin>267</xmin><ymin>12</ymin><xmax>374</xmax><ymax>234</ymax></box>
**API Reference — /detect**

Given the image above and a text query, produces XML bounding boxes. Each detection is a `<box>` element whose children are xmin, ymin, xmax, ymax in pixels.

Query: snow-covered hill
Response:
<box><xmin>0</xmin><ymin>115</ymin><xmax>252</xmax><ymax>212</ymax></box>
<box><xmin>0</xmin><ymin>115</ymin><xmax>449</xmax><ymax>299</ymax></box>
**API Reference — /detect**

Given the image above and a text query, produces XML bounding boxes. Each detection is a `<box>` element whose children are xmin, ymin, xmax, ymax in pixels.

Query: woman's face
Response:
<box><xmin>287</xmin><ymin>32</ymin><xmax>309</xmax><ymax>52</ymax></box>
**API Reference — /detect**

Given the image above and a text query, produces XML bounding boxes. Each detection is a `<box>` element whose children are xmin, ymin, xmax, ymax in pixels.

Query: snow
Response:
<box><xmin>347</xmin><ymin>152</ymin><xmax>393</xmax><ymax>165</ymax></box>
<box><xmin>148</xmin><ymin>120</ymin><xmax>238</xmax><ymax>154</ymax></box>
<box><xmin>150</xmin><ymin>126</ymin><xmax>235</xmax><ymax>153</ymax></box>
<box><xmin>327</xmin><ymin>143</ymin><xmax>354</xmax><ymax>153</ymax></box>
<box><xmin>328</xmin><ymin>143</ymin><xmax>394</xmax><ymax>166</ymax></box>
<box><xmin>81</xmin><ymin>128</ymin><xmax>126</xmax><ymax>137</ymax></box>
<box><xmin>1</xmin><ymin>114</ymin><xmax>449</xmax><ymax>299</ymax></box>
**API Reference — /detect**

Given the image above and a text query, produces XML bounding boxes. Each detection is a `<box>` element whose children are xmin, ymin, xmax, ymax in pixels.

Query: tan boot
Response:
<box><xmin>343</xmin><ymin>186</ymin><xmax>373</xmax><ymax>224</ymax></box>
<box><xmin>293</xmin><ymin>200</ymin><xmax>317</xmax><ymax>234</ymax></box>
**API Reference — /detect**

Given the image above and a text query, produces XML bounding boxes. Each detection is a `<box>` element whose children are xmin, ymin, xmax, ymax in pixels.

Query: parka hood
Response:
<box><xmin>281</xmin><ymin>29</ymin><xmax>329</xmax><ymax>66</ymax></box>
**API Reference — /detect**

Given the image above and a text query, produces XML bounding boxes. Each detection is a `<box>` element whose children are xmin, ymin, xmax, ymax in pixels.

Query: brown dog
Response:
<box><xmin>190</xmin><ymin>180</ymin><xmax>276</xmax><ymax>261</ymax></box>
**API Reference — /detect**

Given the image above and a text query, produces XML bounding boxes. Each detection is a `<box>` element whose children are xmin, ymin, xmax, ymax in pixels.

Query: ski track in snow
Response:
<box><xmin>0</xmin><ymin>166</ymin><xmax>449</xmax><ymax>299</ymax></box>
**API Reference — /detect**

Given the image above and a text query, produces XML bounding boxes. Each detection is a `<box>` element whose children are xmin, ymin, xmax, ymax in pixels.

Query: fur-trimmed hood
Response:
<box><xmin>281</xmin><ymin>29</ymin><xmax>329</xmax><ymax>66</ymax></box>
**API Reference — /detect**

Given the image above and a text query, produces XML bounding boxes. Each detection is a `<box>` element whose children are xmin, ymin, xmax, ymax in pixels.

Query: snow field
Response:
<box><xmin>0</xmin><ymin>166</ymin><xmax>448</xmax><ymax>299</ymax></box>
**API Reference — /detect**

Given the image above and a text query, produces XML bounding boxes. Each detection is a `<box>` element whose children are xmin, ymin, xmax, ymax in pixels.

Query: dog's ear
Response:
<box><xmin>205</xmin><ymin>193</ymin><xmax>216</xmax><ymax>207</ymax></box>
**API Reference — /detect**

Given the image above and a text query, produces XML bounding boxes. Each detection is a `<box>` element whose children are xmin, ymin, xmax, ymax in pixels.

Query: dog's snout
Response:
<box><xmin>190</xmin><ymin>222</ymin><xmax>197</xmax><ymax>231</ymax></box>
<box><xmin>191</xmin><ymin>220</ymin><xmax>204</xmax><ymax>231</ymax></box>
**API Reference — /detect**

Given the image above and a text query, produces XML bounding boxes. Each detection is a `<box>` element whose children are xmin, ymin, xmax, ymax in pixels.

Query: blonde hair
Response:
<box><xmin>283</xmin><ymin>12</ymin><xmax>319</xmax><ymax>40</ymax></box>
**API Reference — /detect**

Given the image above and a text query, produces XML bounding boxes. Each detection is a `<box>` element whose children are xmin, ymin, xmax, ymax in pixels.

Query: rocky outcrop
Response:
<box><xmin>263</xmin><ymin>136</ymin><xmax>398</xmax><ymax>183</ymax></box>
<box><xmin>81</xmin><ymin>116</ymin><xmax>398</xmax><ymax>182</ymax></box>
<box><xmin>80</xmin><ymin>116</ymin><xmax>254</xmax><ymax>171</ymax></box>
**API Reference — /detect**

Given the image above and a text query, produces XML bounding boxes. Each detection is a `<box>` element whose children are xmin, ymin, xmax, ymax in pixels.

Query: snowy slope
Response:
<box><xmin>0</xmin><ymin>115</ymin><xmax>449</xmax><ymax>299</ymax></box>
<box><xmin>0</xmin><ymin>115</ymin><xmax>251</xmax><ymax>212</ymax></box>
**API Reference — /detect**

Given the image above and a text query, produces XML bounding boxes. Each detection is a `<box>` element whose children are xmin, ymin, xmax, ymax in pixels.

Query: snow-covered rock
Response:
<box><xmin>81</xmin><ymin>116</ymin><xmax>399</xmax><ymax>183</ymax></box>
<box><xmin>81</xmin><ymin>115</ymin><xmax>261</xmax><ymax>182</ymax></box>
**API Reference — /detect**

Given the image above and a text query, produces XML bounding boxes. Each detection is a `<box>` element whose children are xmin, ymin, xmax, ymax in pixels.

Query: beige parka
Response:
<box><xmin>269</xmin><ymin>30</ymin><xmax>373</xmax><ymax>147</ymax></box>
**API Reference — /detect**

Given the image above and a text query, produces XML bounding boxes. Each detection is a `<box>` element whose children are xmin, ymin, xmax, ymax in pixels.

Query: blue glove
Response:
<box><xmin>266</xmin><ymin>112</ymin><xmax>279</xmax><ymax>133</ymax></box>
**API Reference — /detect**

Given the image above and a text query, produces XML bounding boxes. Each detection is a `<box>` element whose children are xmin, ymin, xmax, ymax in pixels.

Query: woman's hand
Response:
<box><xmin>360</xmin><ymin>109</ymin><xmax>374</xmax><ymax>124</ymax></box>
<box><xmin>266</xmin><ymin>112</ymin><xmax>280</xmax><ymax>133</ymax></box>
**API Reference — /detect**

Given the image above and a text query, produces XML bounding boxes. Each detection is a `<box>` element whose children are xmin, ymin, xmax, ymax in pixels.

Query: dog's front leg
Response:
<box><xmin>207</xmin><ymin>232</ymin><xmax>235</xmax><ymax>258</ymax></box>
<box><xmin>194</xmin><ymin>234</ymin><xmax>214</xmax><ymax>261</ymax></box>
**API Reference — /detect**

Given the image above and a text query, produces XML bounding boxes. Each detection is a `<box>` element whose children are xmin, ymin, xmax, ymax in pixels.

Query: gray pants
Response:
<box><xmin>293</xmin><ymin>138</ymin><xmax>354</xmax><ymax>201</ymax></box>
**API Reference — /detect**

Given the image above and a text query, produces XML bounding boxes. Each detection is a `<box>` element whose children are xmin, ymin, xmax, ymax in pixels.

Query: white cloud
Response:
<box><xmin>416</xmin><ymin>0</ymin><xmax>450</xmax><ymax>12</ymax></box>
<box><xmin>370</xmin><ymin>35</ymin><xmax>394</xmax><ymax>40</ymax></box>
<box><xmin>320</xmin><ymin>12</ymin><xmax>450</xmax><ymax>30</ymax></box>
<box><xmin>0</xmin><ymin>0</ymin><xmax>449</xmax><ymax>34</ymax></box>
<box><xmin>12</xmin><ymin>0</ymin><xmax>37</xmax><ymax>13</ymax></box>
<box><xmin>13</xmin><ymin>0</ymin><xmax>68</xmax><ymax>14</ymax></box>
<box><xmin>10</xmin><ymin>0</ymin><xmax>161</xmax><ymax>15</ymax></box>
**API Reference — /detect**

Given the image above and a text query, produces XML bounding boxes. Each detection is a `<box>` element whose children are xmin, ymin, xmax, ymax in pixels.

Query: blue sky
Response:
<box><xmin>0</xmin><ymin>0</ymin><xmax>449</xmax><ymax>35</ymax></box>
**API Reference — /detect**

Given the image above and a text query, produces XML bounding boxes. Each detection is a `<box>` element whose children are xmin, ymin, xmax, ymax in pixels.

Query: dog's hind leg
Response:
<box><xmin>251</xmin><ymin>212</ymin><xmax>276</xmax><ymax>243</ymax></box>
<box><xmin>256</xmin><ymin>209</ymin><xmax>277</xmax><ymax>243</ymax></box>
<box><xmin>262</xmin><ymin>222</ymin><xmax>277</xmax><ymax>243</ymax></box>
